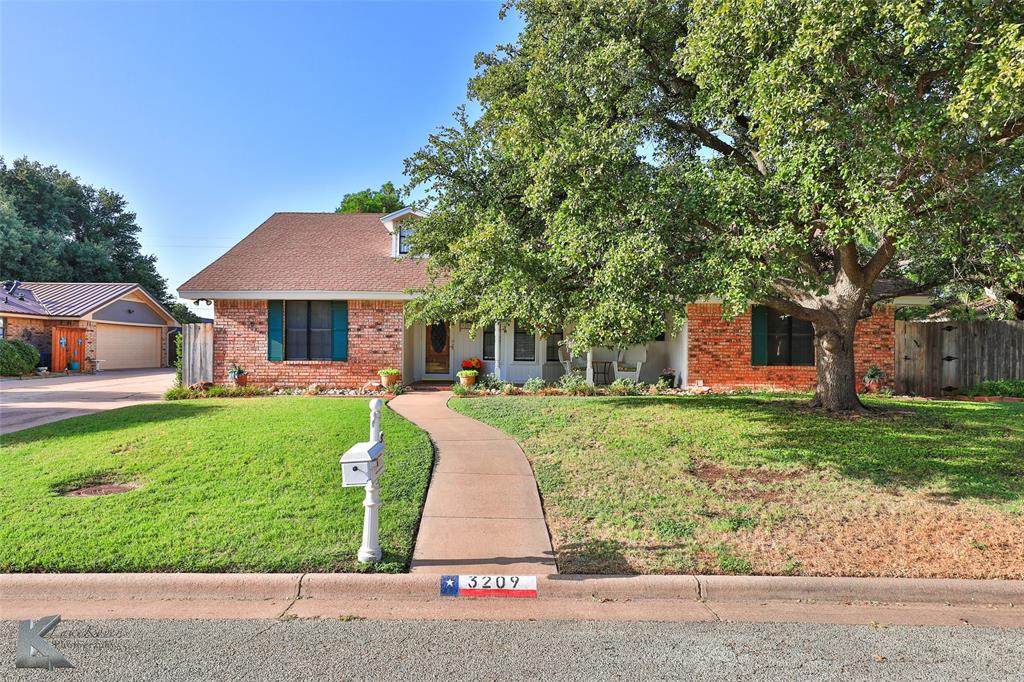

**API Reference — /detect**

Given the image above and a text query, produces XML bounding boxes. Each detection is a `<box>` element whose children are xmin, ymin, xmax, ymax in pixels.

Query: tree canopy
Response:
<box><xmin>0</xmin><ymin>156</ymin><xmax>177</xmax><ymax>313</ymax></box>
<box><xmin>405</xmin><ymin>0</ymin><xmax>1024</xmax><ymax>410</ymax></box>
<box><xmin>335</xmin><ymin>181</ymin><xmax>406</xmax><ymax>214</ymax></box>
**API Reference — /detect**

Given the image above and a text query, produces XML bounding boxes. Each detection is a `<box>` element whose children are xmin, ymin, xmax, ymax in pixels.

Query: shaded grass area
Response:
<box><xmin>0</xmin><ymin>398</ymin><xmax>432</xmax><ymax>572</ymax></box>
<box><xmin>450</xmin><ymin>395</ymin><xmax>1024</xmax><ymax>578</ymax></box>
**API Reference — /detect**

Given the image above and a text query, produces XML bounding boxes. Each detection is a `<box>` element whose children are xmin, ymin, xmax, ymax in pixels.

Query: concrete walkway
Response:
<box><xmin>388</xmin><ymin>390</ymin><xmax>556</xmax><ymax>574</ymax></box>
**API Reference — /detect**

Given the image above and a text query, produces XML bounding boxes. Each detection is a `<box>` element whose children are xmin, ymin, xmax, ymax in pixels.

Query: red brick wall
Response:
<box><xmin>686</xmin><ymin>303</ymin><xmax>895</xmax><ymax>390</ymax></box>
<box><xmin>213</xmin><ymin>299</ymin><xmax>405</xmax><ymax>387</ymax></box>
<box><xmin>4</xmin><ymin>317</ymin><xmax>98</xmax><ymax>372</ymax></box>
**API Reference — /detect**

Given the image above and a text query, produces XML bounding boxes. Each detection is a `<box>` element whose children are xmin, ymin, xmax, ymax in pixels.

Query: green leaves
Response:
<box><xmin>405</xmin><ymin>0</ymin><xmax>1024</xmax><ymax>347</ymax></box>
<box><xmin>0</xmin><ymin>157</ymin><xmax>171</xmax><ymax>303</ymax></box>
<box><xmin>335</xmin><ymin>181</ymin><xmax>406</xmax><ymax>214</ymax></box>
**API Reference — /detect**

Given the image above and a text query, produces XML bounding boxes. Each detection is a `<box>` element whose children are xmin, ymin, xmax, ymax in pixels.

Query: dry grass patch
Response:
<box><xmin>450</xmin><ymin>394</ymin><xmax>1024</xmax><ymax>578</ymax></box>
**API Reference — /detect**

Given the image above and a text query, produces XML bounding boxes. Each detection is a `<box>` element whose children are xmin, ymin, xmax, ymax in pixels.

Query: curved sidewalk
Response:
<box><xmin>389</xmin><ymin>390</ymin><xmax>556</xmax><ymax>574</ymax></box>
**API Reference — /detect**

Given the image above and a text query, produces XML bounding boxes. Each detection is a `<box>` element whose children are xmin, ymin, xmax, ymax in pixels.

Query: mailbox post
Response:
<box><xmin>341</xmin><ymin>398</ymin><xmax>386</xmax><ymax>563</ymax></box>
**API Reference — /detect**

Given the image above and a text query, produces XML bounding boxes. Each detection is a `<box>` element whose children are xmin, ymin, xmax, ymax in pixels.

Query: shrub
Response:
<box><xmin>174</xmin><ymin>333</ymin><xmax>183</xmax><ymax>386</ymax></box>
<box><xmin>476</xmin><ymin>373</ymin><xmax>504</xmax><ymax>390</ymax></box>
<box><xmin>456</xmin><ymin>369</ymin><xmax>479</xmax><ymax>378</ymax></box>
<box><xmin>962</xmin><ymin>379</ymin><xmax>1024</xmax><ymax>398</ymax></box>
<box><xmin>451</xmin><ymin>382</ymin><xmax>478</xmax><ymax>397</ymax></box>
<box><xmin>164</xmin><ymin>385</ymin><xmax>271</xmax><ymax>400</ymax></box>
<box><xmin>863</xmin><ymin>365</ymin><xmax>887</xmax><ymax>384</ymax></box>
<box><xmin>608</xmin><ymin>378</ymin><xmax>648</xmax><ymax>396</ymax></box>
<box><xmin>0</xmin><ymin>339</ymin><xmax>40</xmax><ymax>375</ymax></box>
<box><xmin>378</xmin><ymin>367</ymin><xmax>401</xmax><ymax>377</ymax></box>
<box><xmin>501</xmin><ymin>382</ymin><xmax>521</xmax><ymax>395</ymax></box>
<box><xmin>522</xmin><ymin>377</ymin><xmax>546</xmax><ymax>393</ymax></box>
<box><xmin>164</xmin><ymin>385</ymin><xmax>192</xmax><ymax>400</ymax></box>
<box><xmin>558</xmin><ymin>371</ymin><xmax>595</xmax><ymax>396</ymax></box>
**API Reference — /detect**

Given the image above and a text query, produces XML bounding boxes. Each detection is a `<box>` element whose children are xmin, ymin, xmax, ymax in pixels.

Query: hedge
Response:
<box><xmin>0</xmin><ymin>339</ymin><xmax>41</xmax><ymax>376</ymax></box>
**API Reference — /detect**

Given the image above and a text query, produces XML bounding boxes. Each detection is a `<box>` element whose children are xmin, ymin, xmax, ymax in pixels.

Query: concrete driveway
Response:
<box><xmin>0</xmin><ymin>369</ymin><xmax>176</xmax><ymax>435</ymax></box>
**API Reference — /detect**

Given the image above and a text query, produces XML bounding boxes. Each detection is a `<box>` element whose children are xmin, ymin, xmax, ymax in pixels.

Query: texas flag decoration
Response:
<box><xmin>440</xmin><ymin>575</ymin><xmax>538</xmax><ymax>598</ymax></box>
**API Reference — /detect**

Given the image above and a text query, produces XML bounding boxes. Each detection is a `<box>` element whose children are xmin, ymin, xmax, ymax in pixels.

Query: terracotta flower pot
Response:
<box><xmin>459</xmin><ymin>375</ymin><xmax>477</xmax><ymax>387</ymax></box>
<box><xmin>233</xmin><ymin>375</ymin><xmax>248</xmax><ymax>387</ymax></box>
<box><xmin>381</xmin><ymin>373</ymin><xmax>400</xmax><ymax>388</ymax></box>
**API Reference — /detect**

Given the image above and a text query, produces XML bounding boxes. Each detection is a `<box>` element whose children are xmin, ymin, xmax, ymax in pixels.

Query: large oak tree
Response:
<box><xmin>1</xmin><ymin>157</ymin><xmax>171</xmax><ymax>306</ymax></box>
<box><xmin>405</xmin><ymin>0</ymin><xmax>1024</xmax><ymax>410</ymax></box>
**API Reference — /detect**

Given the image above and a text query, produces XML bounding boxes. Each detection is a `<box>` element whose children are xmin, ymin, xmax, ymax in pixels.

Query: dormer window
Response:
<box><xmin>398</xmin><ymin>225</ymin><xmax>413</xmax><ymax>255</ymax></box>
<box><xmin>380</xmin><ymin>206</ymin><xmax>427</xmax><ymax>258</ymax></box>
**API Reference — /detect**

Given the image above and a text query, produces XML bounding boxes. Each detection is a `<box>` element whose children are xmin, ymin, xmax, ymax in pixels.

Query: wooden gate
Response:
<box><xmin>181</xmin><ymin>322</ymin><xmax>214</xmax><ymax>386</ymax></box>
<box><xmin>895</xmin><ymin>320</ymin><xmax>1024</xmax><ymax>396</ymax></box>
<box><xmin>51</xmin><ymin>326</ymin><xmax>87</xmax><ymax>372</ymax></box>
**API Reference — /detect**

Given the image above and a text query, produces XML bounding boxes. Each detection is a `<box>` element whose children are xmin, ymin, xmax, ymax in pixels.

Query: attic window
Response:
<box><xmin>398</xmin><ymin>225</ymin><xmax>413</xmax><ymax>255</ymax></box>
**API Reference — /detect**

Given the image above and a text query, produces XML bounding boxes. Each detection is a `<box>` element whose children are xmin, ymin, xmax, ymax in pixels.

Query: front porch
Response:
<box><xmin>403</xmin><ymin>320</ymin><xmax>688</xmax><ymax>387</ymax></box>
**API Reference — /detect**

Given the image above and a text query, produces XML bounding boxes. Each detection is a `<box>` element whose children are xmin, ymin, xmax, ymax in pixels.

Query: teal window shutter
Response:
<box><xmin>751</xmin><ymin>304</ymin><xmax>768</xmax><ymax>366</ymax></box>
<box><xmin>331</xmin><ymin>301</ymin><xmax>349</xmax><ymax>361</ymax></box>
<box><xmin>267</xmin><ymin>300</ymin><xmax>284</xmax><ymax>361</ymax></box>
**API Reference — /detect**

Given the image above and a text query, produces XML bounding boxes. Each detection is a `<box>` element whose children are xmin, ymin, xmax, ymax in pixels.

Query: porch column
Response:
<box><xmin>586</xmin><ymin>349</ymin><xmax>594</xmax><ymax>385</ymax></box>
<box><xmin>493</xmin><ymin>322</ymin><xmax>502</xmax><ymax>380</ymax></box>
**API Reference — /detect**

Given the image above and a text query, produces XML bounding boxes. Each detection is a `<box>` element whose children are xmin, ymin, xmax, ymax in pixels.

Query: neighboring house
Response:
<box><xmin>0</xmin><ymin>282</ymin><xmax>177</xmax><ymax>372</ymax></box>
<box><xmin>178</xmin><ymin>209</ymin><xmax>924</xmax><ymax>389</ymax></box>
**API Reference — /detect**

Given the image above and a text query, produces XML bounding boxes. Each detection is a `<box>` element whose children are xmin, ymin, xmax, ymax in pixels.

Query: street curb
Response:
<box><xmin>301</xmin><ymin>574</ymin><xmax>700</xmax><ymax>600</ymax></box>
<box><xmin>3</xmin><ymin>573</ymin><xmax>1020</xmax><ymax>606</ymax></box>
<box><xmin>698</xmin><ymin>576</ymin><xmax>1023</xmax><ymax>605</ymax></box>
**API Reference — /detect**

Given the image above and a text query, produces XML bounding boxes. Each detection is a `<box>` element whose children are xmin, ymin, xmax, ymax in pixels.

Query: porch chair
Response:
<box><xmin>557</xmin><ymin>344</ymin><xmax>586</xmax><ymax>376</ymax></box>
<box><xmin>613</xmin><ymin>345</ymin><xmax>647</xmax><ymax>382</ymax></box>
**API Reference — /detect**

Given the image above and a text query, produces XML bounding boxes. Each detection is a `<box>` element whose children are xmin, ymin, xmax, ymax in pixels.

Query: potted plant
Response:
<box><xmin>461</xmin><ymin>357</ymin><xmax>484</xmax><ymax>372</ymax></box>
<box><xmin>228</xmin><ymin>363</ymin><xmax>248</xmax><ymax>387</ymax></box>
<box><xmin>378</xmin><ymin>367</ymin><xmax>401</xmax><ymax>388</ymax></box>
<box><xmin>457</xmin><ymin>369</ymin><xmax>479</xmax><ymax>387</ymax></box>
<box><xmin>659</xmin><ymin>367</ymin><xmax>677</xmax><ymax>387</ymax></box>
<box><xmin>862</xmin><ymin>365</ymin><xmax>886</xmax><ymax>393</ymax></box>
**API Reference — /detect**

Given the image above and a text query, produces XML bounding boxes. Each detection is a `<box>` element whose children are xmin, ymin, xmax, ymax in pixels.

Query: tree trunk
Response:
<box><xmin>809</xmin><ymin>323</ymin><xmax>864</xmax><ymax>412</ymax></box>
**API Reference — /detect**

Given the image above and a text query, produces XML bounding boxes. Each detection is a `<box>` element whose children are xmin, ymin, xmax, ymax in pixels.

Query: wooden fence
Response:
<box><xmin>894</xmin><ymin>320</ymin><xmax>1024</xmax><ymax>396</ymax></box>
<box><xmin>181</xmin><ymin>322</ymin><xmax>214</xmax><ymax>386</ymax></box>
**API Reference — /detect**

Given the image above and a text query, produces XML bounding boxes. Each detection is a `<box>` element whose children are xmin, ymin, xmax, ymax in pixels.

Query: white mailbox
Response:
<box><xmin>341</xmin><ymin>440</ymin><xmax>385</xmax><ymax>487</ymax></box>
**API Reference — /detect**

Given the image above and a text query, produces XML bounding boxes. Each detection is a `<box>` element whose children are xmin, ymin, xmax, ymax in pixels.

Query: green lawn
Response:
<box><xmin>0</xmin><ymin>398</ymin><xmax>432</xmax><ymax>572</ymax></box>
<box><xmin>450</xmin><ymin>395</ymin><xmax>1024</xmax><ymax>579</ymax></box>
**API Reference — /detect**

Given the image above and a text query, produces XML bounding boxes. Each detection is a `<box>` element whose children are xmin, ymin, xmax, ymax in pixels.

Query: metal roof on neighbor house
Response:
<box><xmin>177</xmin><ymin>212</ymin><xmax>431</xmax><ymax>296</ymax></box>
<box><xmin>1</xmin><ymin>282</ymin><xmax>140</xmax><ymax>317</ymax></box>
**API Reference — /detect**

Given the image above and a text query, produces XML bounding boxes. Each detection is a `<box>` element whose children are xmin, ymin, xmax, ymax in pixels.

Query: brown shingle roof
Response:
<box><xmin>178</xmin><ymin>213</ymin><xmax>430</xmax><ymax>295</ymax></box>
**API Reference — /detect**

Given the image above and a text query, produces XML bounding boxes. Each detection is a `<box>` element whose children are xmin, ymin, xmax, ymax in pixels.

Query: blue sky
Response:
<box><xmin>1</xmin><ymin>1</ymin><xmax>520</xmax><ymax>316</ymax></box>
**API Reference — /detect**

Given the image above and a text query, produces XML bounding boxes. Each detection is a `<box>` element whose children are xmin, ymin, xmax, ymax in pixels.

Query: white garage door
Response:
<box><xmin>96</xmin><ymin>324</ymin><xmax>161</xmax><ymax>370</ymax></box>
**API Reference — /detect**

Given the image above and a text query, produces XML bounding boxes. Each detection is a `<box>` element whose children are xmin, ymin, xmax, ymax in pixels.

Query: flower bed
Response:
<box><xmin>452</xmin><ymin>373</ymin><xmax>733</xmax><ymax>398</ymax></box>
<box><xmin>165</xmin><ymin>383</ymin><xmax>399</xmax><ymax>401</ymax></box>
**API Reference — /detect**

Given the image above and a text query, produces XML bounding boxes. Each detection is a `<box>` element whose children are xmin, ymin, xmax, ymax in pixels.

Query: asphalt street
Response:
<box><xmin>2</xmin><ymin>618</ymin><xmax>1021</xmax><ymax>681</ymax></box>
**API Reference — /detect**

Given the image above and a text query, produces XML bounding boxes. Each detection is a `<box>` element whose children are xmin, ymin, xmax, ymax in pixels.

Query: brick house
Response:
<box><xmin>178</xmin><ymin>209</ymin><xmax>920</xmax><ymax>389</ymax></box>
<box><xmin>1</xmin><ymin>282</ymin><xmax>177</xmax><ymax>372</ymax></box>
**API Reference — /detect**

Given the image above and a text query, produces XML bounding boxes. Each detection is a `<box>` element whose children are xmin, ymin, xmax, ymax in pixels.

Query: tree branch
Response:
<box><xmin>837</xmin><ymin>242</ymin><xmax>864</xmax><ymax>286</ymax></box>
<box><xmin>862</xmin><ymin>236</ymin><xmax>895</xmax><ymax>285</ymax></box>
<box><xmin>759</xmin><ymin>291</ymin><xmax>834</xmax><ymax>326</ymax></box>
